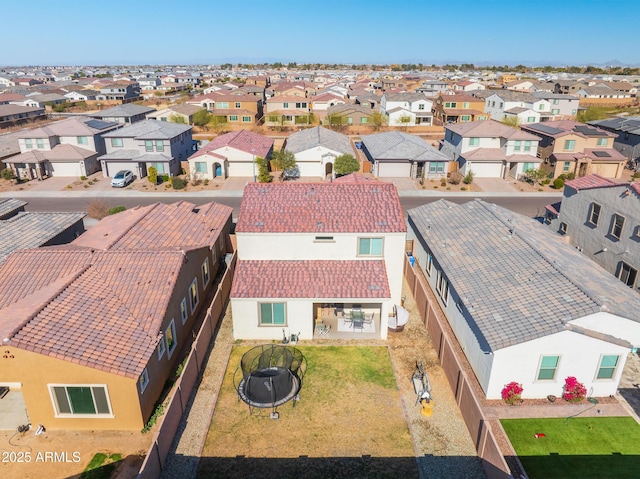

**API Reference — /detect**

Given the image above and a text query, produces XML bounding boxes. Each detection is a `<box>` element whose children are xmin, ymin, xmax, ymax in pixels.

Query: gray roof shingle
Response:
<box><xmin>360</xmin><ymin>131</ymin><xmax>450</xmax><ymax>162</ymax></box>
<box><xmin>285</xmin><ymin>126</ymin><xmax>352</xmax><ymax>155</ymax></box>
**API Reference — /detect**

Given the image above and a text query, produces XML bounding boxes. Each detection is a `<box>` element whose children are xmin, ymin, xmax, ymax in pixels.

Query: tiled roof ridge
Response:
<box><xmin>106</xmin><ymin>203</ymin><xmax>161</xmax><ymax>249</ymax></box>
<box><xmin>478</xmin><ymin>201</ymin><xmax>601</xmax><ymax>313</ymax></box>
<box><xmin>8</xmin><ymin>264</ymin><xmax>91</xmax><ymax>340</ymax></box>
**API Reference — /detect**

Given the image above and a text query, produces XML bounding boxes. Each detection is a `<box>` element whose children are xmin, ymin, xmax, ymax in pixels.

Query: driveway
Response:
<box><xmin>473</xmin><ymin>177</ymin><xmax>519</xmax><ymax>193</ymax></box>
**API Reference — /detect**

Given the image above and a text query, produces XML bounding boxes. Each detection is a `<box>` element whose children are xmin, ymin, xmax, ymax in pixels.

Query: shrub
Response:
<box><xmin>501</xmin><ymin>381</ymin><xmax>523</xmax><ymax>405</ymax></box>
<box><xmin>463</xmin><ymin>170</ymin><xmax>475</xmax><ymax>184</ymax></box>
<box><xmin>171</xmin><ymin>177</ymin><xmax>187</xmax><ymax>189</ymax></box>
<box><xmin>541</xmin><ymin>178</ymin><xmax>551</xmax><ymax>185</ymax></box>
<box><xmin>566</xmin><ymin>172</ymin><xmax>576</xmax><ymax>180</ymax></box>
<box><xmin>1</xmin><ymin>168</ymin><xmax>15</xmax><ymax>181</ymax></box>
<box><xmin>160</xmin><ymin>174</ymin><xmax>170</xmax><ymax>183</ymax></box>
<box><xmin>87</xmin><ymin>199</ymin><xmax>109</xmax><ymax>219</ymax></box>
<box><xmin>562</xmin><ymin>376</ymin><xmax>587</xmax><ymax>403</ymax></box>
<box><xmin>108</xmin><ymin>206</ymin><xmax>126</xmax><ymax>215</ymax></box>
<box><xmin>148</xmin><ymin>166</ymin><xmax>158</xmax><ymax>185</ymax></box>
<box><xmin>553</xmin><ymin>177</ymin><xmax>565</xmax><ymax>189</ymax></box>
<box><xmin>460</xmin><ymin>186</ymin><xmax>467</xmax><ymax>191</ymax></box>
<box><xmin>141</xmin><ymin>402</ymin><xmax>165</xmax><ymax>433</ymax></box>
<box><xmin>448</xmin><ymin>171</ymin><xmax>462</xmax><ymax>185</ymax></box>
<box><xmin>204</xmin><ymin>179</ymin><xmax>209</xmax><ymax>186</ymax></box>
<box><xmin>633</xmin><ymin>172</ymin><xmax>640</xmax><ymax>179</ymax></box>
<box><xmin>80</xmin><ymin>175</ymin><xmax>87</xmax><ymax>181</ymax></box>
<box><xmin>440</xmin><ymin>178</ymin><xmax>447</xmax><ymax>187</ymax></box>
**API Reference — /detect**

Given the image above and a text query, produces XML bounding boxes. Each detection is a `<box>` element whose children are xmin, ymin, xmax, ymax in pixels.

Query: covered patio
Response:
<box><xmin>313</xmin><ymin>302</ymin><xmax>383</xmax><ymax>340</ymax></box>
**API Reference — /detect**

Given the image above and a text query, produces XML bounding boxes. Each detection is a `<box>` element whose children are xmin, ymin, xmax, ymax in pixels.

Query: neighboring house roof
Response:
<box><xmin>0</xmin><ymin>198</ymin><xmax>27</xmax><ymax>218</ymax></box>
<box><xmin>408</xmin><ymin>199</ymin><xmax>640</xmax><ymax>351</ymax></box>
<box><xmin>0</xmin><ymin>104</ymin><xmax>44</xmax><ymax>116</ymax></box>
<box><xmin>101</xmin><ymin>119</ymin><xmax>191</xmax><ymax>139</ymax></box>
<box><xmin>589</xmin><ymin>116</ymin><xmax>640</xmax><ymax>135</ymax></box>
<box><xmin>384</xmin><ymin>92</ymin><xmax>429</xmax><ymax>102</ymax></box>
<box><xmin>0</xmin><ymin>130</ymin><xmax>22</xmax><ymax>159</ymax></box>
<box><xmin>236</xmin><ymin>182</ymin><xmax>406</xmax><ymax>234</ymax></box>
<box><xmin>522</xmin><ymin>120</ymin><xmax>616</xmax><ymax>139</ymax></box>
<box><xmin>10</xmin><ymin>144</ymin><xmax>97</xmax><ymax>163</ymax></box>
<box><xmin>91</xmin><ymin>104</ymin><xmax>156</xmax><ymax>118</ymax></box>
<box><xmin>190</xmin><ymin>129</ymin><xmax>273</xmax><ymax>160</ymax></box>
<box><xmin>148</xmin><ymin>104</ymin><xmax>203</xmax><ymax>118</ymax></box>
<box><xmin>73</xmin><ymin>201</ymin><xmax>231</xmax><ymax>251</ymax></box>
<box><xmin>564</xmin><ymin>174</ymin><xmax>620</xmax><ymax>191</ymax></box>
<box><xmin>0</xmin><ymin>211</ymin><xmax>86</xmax><ymax>263</ymax></box>
<box><xmin>446</xmin><ymin>119</ymin><xmax>540</xmax><ymax>141</ymax></box>
<box><xmin>326</xmin><ymin>103</ymin><xmax>374</xmax><ymax>116</ymax></box>
<box><xmin>285</xmin><ymin>126</ymin><xmax>352</xmax><ymax>155</ymax></box>
<box><xmin>360</xmin><ymin>131</ymin><xmax>449</xmax><ymax>162</ymax></box>
<box><xmin>231</xmin><ymin>260</ymin><xmax>390</xmax><ymax>299</ymax></box>
<box><xmin>98</xmin><ymin>149</ymin><xmax>141</xmax><ymax>160</ymax></box>
<box><xmin>19</xmin><ymin>117</ymin><xmax>119</xmax><ymax>138</ymax></box>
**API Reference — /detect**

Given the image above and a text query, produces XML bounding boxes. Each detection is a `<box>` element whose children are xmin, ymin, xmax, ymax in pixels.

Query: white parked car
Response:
<box><xmin>111</xmin><ymin>170</ymin><xmax>134</xmax><ymax>187</ymax></box>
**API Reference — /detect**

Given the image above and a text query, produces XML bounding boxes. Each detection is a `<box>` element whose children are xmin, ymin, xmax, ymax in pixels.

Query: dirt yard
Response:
<box><xmin>0</xmin><ymin>428</ymin><xmax>150</xmax><ymax>479</ymax></box>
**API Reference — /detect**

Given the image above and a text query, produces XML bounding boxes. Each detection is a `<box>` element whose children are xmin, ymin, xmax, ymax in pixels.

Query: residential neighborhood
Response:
<box><xmin>2</xmin><ymin>12</ymin><xmax>640</xmax><ymax>479</ymax></box>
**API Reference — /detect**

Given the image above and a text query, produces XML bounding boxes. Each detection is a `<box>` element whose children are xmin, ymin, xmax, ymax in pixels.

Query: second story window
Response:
<box><xmin>155</xmin><ymin>140</ymin><xmax>164</xmax><ymax>152</ymax></box>
<box><xmin>418</xmin><ymin>103</ymin><xmax>425</xmax><ymax>110</ymax></box>
<box><xmin>111</xmin><ymin>138</ymin><xmax>123</xmax><ymax>148</ymax></box>
<box><xmin>514</xmin><ymin>141</ymin><xmax>521</xmax><ymax>151</ymax></box>
<box><xmin>358</xmin><ymin>237</ymin><xmax>383</xmax><ymax>256</ymax></box>
<box><xmin>235</xmin><ymin>102</ymin><xmax>241</xmax><ymax>108</ymax></box>
<box><xmin>596</xmin><ymin>137</ymin><xmax>607</xmax><ymax>146</ymax></box>
<box><xmin>77</xmin><ymin>136</ymin><xmax>88</xmax><ymax>145</ymax></box>
<box><xmin>145</xmin><ymin>140</ymin><xmax>153</xmax><ymax>152</ymax></box>
<box><xmin>36</xmin><ymin>138</ymin><xmax>44</xmax><ymax>149</ymax></box>
<box><xmin>524</xmin><ymin>141</ymin><xmax>531</xmax><ymax>152</ymax></box>
<box><xmin>588</xmin><ymin>203</ymin><xmax>601</xmax><ymax>226</ymax></box>
<box><xmin>25</xmin><ymin>138</ymin><xmax>32</xmax><ymax>148</ymax></box>
<box><xmin>563</xmin><ymin>139</ymin><xmax>575</xmax><ymax>151</ymax></box>
<box><xmin>610</xmin><ymin>214</ymin><xmax>625</xmax><ymax>239</ymax></box>
<box><xmin>469</xmin><ymin>137</ymin><xmax>479</xmax><ymax>146</ymax></box>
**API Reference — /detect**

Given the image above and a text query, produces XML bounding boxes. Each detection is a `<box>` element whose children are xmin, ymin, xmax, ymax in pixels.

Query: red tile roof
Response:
<box><xmin>631</xmin><ymin>181</ymin><xmax>640</xmax><ymax>195</ymax></box>
<box><xmin>231</xmin><ymin>260</ymin><xmax>390</xmax><ymax>299</ymax></box>
<box><xmin>0</xmin><ymin>248</ymin><xmax>188</xmax><ymax>379</ymax></box>
<box><xmin>236</xmin><ymin>182</ymin><xmax>406</xmax><ymax>233</ymax></box>
<box><xmin>564</xmin><ymin>174</ymin><xmax>619</xmax><ymax>191</ymax></box>
<box><xmin>72</xmin><ymin>201</ymin><xmax>231</xmax><ymax>250</ymax></box>
<box><xmin>190</xmin><ymin>129</ymin><xmax>273</xmax><ymax>160</ymax></box>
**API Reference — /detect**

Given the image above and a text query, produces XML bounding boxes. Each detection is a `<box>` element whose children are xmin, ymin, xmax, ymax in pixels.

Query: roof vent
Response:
<box><xmin>493</xmin><ymin>313</ymin><xmax>503</xmax><ymax>322</ymax></box>
<box><xmin>368</xmin><ymin>285</ymin><xmax>381</xmax><ymax>290</ymax></box>
<box><xmin>254</xmin><ymin>221</ymin><xmax>264</xmax><ymax>226</ymax></box>
<box><xmin>377</xmin><ymin>220</ymin><xmax>388</xmax><ymax>226</ymax></box>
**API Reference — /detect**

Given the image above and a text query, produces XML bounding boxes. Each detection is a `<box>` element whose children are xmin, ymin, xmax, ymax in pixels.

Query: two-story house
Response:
<box><xmin>264</xmin><ymin>95</ymin><xmax>312</xmax><ymax>126</ymax></box>
<box><xmin>310</xmin><ymin>91</ymin><xmax>345</xmax><ymax>120</ymax></box>
<box><xmin>188</xmin><ymin>129</ymin><xmax>273</xmax><ymax>179</ymax></box>
<box><xmin>440</xmin><ymin>120</ymin><xmax>541</xmax><ymax>179</ymax></box>
<box><xmin>96</xmin><ymin>82</ymin><xmax>141</xmax><ymax>103</ymax></box>
<box><xmin>187</xmin><ymin>92</ymin><xmax>263</xmax><ymax>125</ymax></box>
<box><xmin>544</xmin><ymin>174</ymin><xmax>640</xmax><ymax>293</ymax></box>
<box><xmin>99</xmin><ymin>119</ymin><xmax>194</xmax><ymax>178</ymax></box>
<box><xmin>408</xmin><ymin>199</ymin><xmax>640</xmax><ymax>400</ymax></box>
<box><xmin>380</xmin><ymin>92</ymin><xmax>433</xmax><ymax>126</ymax></box>
<box><xmin>0</xmin><ymin>201</ymin><xmax>232</xmax><ymax>430</ymax></box>
<box><xmin>89</xmin><ymin>104</ymin><xmax>156</xmax><ymax>124</ymax></box>
<box><xmin>432</xmin><ymin>94</ymin><xmax>487</xmax><ymax>125</ymax></box>
<box><xmin>5</xmin><ymin>117</ymin><xmax>120</xmax><ymax>179</ymax></box>
<box><xmin>521</xmin><ymin>120</ymin><xmax>626</xmax><ymax>179</ymax></box>
<box><xmin>477</xmin><ymin>90</ymin><xmax>551</xmax><ymax>125</ymax></box>
<box><xmin>230</xmin><ymin>180</ymin><xmax>406</xmax><ymax>341</ymax></box>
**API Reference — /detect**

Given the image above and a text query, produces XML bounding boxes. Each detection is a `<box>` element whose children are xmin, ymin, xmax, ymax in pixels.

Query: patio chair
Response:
<box><xmin>343</xmin><ymin>310</ymin><xmax>353</xmax><ymax>327</ymax></box>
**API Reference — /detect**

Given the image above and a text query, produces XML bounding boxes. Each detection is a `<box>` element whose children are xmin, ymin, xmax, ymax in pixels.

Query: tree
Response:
<box><xmin>168</xmin><ymin>114</ymin><xmax>186</xmax><ymax>124</ymax></box>
<box><xmin>524</xmin><ymin>168</ymin><xmax>548</xmax><ymax>186</ymax></box>
<box><xmin>326</xmin><ymin>113</ymin><xmax>345</xmax><ymax>131</ymax></box>
<box><xmin>1</xmin><ymin>168</ymin><xmax>15</xmax><ymax>181</ymax></box>
<box><xmin>272</xmin><ymin>150</ymin><xmax>297</xmax><ymax>172</ymax></box>
<box><xmin>398</xmin><ymin>115</ymin><xmax>412</xmax><ymax>130</ymax></box>
<box><xmin>502</xmin><ymin>116</ymin><xmax>520</xmax><ymax>128</ymax></box>
<box><xmin>148</xmin><ymin>166</ymin><xmax>158</xmax><ymax>185</ymax></box>
<box><xmin>371</xmin><ymin>111</ymin><xmax>387</xmax><ymax>131</ymax></box>
<box><xmin>192</xmin><ymin>110</ymin><xmax>212</xmax><ymax>127</ymax></box>
<box><xmin>334</xmin><ymin>154</ymin><xmax>360</xmax><ymax>176</ymax></box>
<box><xmin>255</xmin><ymin>156</ymin><xmax>271</xmax><ymax>183</ymax></box>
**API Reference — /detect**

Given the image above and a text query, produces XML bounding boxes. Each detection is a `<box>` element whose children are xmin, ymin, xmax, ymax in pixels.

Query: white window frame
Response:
<box><xmin>139</xmin><ymin>368</ymin><xmax>150</xmax><ymax>393</ymax></box>
<box><xmin>469</xmin><ymin>137</ymin><xmax>479</xmax><ymax>146</ymax></box>
<box><xmin>536</xmin><ymin>355</ymin><xmax>560</xmax><ymax>381</ymax></box>
<box><xmin>180</xmin><ymin>297</ymin><xmax>188</xmax><ymax>324</ymax></box>
<box><xmin>588</xmin><ymin>202</ymin><xmax>601</xmax><ymax>226</ymax></box>
<box><xmin>259</xmin><ymin>302</ymin><xmax>287</xmax><ymax>326</ymax></box>
<box><xmin>165</xmin><ymin>319</ymin><xmax>177</xmax><ymax>359</ymax></box>
<box><xmin>610</xmin><ymin>214</ymin><xmax>625</xmax><ymax>239</ymax></box>
<box><xmin>617</xmin><ymin>261</ymin><xmax>638</xmax><ymax>288</ymax></box>
<box><xmin>595</xmin><ymin>354</ymin><xmax>620</xmax><ymax>380</ymax></box>
<box><xmin>596</xmin><ymin>137</ymin><xmax>607</xmax><ymax>147</ymax></box>
<box><xmin>426</xmin><ymin>252</ymin><xmax>433</xmax><ymax>277</ymax></box>
<box><xmin>358</xmin><ymin>237</ymin><xmax>384</xmax><ymax>256</ymax></box>
<box><xmin>436</xmin><ymin>270</ymin><xmax>449</xmax><ymax>305</ymax></box>
<box><xmin>189</xmin><ymin>278</ymin><xmax>199</xmax><ymax>313</ymax></box>
<box><xmin>48</xmin><ymin>384</ymin><xmax>114</xmax><ymax>418</ymax></box>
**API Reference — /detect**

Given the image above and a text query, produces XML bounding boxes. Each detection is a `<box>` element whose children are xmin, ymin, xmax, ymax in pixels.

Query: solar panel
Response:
<box><xmin>85</xmin><ymin>119</ymin><xmax>115</xmax><ymax>130</ymax></box>
<box><xmin>528</xmin><ymin>124</ymin><xmax>563</xmax><ymax>135</ymax></box>
<box><xmin>573</xmin><ymin>125</ymin><xmax>601</xmax><ymax>136</ymax></box>
<box><xmin>592</xmin><ymin>151</ymin><xmax>611</xmax><ymax>158</ymax></box>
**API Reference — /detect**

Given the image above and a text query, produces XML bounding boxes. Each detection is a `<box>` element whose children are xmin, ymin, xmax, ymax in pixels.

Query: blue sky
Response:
<box><xmin>3</xmin><ymin>0</ymin><xmax>639</xmax><ymax>66</ymax></box>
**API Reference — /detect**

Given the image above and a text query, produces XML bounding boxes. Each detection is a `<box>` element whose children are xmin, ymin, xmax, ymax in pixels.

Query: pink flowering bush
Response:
<box><xmin>502</xmin><ymin>381</ymin><xmax>523</xmax><ymax>405</ymax></box>
<box><xmin>562</xmin><ymin>376</ymin><xmax>587</xmax><ymax>403</ymax></box>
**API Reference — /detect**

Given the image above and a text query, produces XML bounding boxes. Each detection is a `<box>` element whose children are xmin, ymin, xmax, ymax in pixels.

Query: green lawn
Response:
<box><xmin>501</xmin><ymin>417</ymin><xmax>640</xmax><ymax>479</ymax></box>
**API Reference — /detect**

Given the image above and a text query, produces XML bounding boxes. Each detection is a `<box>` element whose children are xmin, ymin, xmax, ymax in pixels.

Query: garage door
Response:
<box><xmin>377</xmin><ymin>161</ymin><xmax>411</xmax><ymax>177</ymax></box>
<box><xmin>104</xmin><ymin>161</ymin><xmax>137</xmax><ymax>178</ymax></box>
<box><xmin>467</xmin><ymin>162</ymin><xmax>503</xmax><ymax>178</ymax></box>
<box><xmin>49</xmin><ymin>161</ymin><xmax>82</xmax><ymax>177</ymax></box>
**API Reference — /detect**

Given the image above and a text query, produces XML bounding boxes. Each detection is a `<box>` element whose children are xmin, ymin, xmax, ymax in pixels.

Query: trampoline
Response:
<box><xmin>234</xmin><ymin>344</ymin><xmax>307</xmax><ymax>415</ymax></box>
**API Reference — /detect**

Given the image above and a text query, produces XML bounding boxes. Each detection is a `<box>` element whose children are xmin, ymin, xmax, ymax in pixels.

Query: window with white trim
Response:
<box><xmin>436</xmin><ymin>270</ymin><xmax>449</xmax><ymax>304</ymax></box>
<box><xmin>165</xmin><ymin>319</ymin><xmax>177</xmax><ymax>358</ymax></box>
<box><xmin>358</xmin><ymin>237</ymin><xmax>383</xmax><ymax>256</ymax></box>
<box><xmin>259</xmin><ymin>302</ymin><xmax>286</xmax><ymax>325</ymax></box>
<box><xmin>617</xmin><ymin>262</ymin><xmax>638</xmax><ymax>288</ymax></box>
<box><xmin>610</xmin><ymin>214</ymin><xmax>625</xmax><ymax>239</ymax></box>
<box><xmin>180</xmin><ymin>297</ymin><xmax>188</xmax><ymax>324</ymax></box>
<box><xmin>596</xmin><ymin>355</ymin><xmax>619</xmax><ymax>379</ymax></box>
<box><xmin>537</xmin><ymin>355</ymin><xmax>559</xmax><ymax>380</ymax></box>
<box><xmin>50</xmin><ymin>385</ymin><xmax>112</xmax><ymax>417</ymax></box>
<box><xmin>588</xmin><ymin>203</ymin><xmax>601</xmax><ymax>226</ymax></box>
<box><xmin>111</xmin><ymin>138</ymin><xmax>123</xmax><ymax>147</ymax></box>
<box><xmin>189</xmin><ymin>278</ymin><xmax>199</xmax><ymax>312</ymax></box>
<box><xmin>139</xmin><ymin>369</ymin><xmax>149</xmax><ymax>393</ymax></box>
<box><xmin>469</xmin><ymin>137</ymin><xmax>479</xmax><ymax>146</ymax></box>
<box><xmin>596</xmin><ymin>137</ymin><xmax>607</xmax><ymax>147</ymax></box>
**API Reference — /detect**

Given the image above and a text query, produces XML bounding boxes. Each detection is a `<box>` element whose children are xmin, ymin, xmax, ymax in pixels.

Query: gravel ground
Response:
<box><xmin>161</xmin><ymin>280</ymin><xmax>485</xmax><ymax>479</ymax></box>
